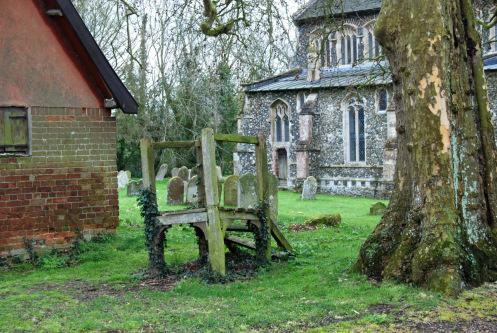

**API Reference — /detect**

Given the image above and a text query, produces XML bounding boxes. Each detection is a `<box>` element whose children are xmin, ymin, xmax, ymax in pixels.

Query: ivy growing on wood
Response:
<box><xmin>138</xmin><ymin>188</ymin><xmax>167</xmax><ymax>276</ymax></box>
<box><xmin>253</xmin><ymin>200</ymin><xmax>270</xmax><ymax>263</ymax></box>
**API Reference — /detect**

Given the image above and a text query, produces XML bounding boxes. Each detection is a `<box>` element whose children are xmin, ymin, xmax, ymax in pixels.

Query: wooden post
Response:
<box><xmin>255</xmin><ymin>133</ymin><xmax>272</xmax><ymax>261</ymax></box>
<box><xmin>195</xmin><ymin>140</ymin><xmax>206</xmax><ymax>207</ymax></box>
<box><xmin>201</xmin><ymin>128</ymin><xmax>226</xmax><ymax>276</ymax></box>
<box><xmin>140</xmin><ymin>138</ymin><xmax>156</xmax><ymax>193</ymax></box>
<box><xmin>195</xmin><ymin>139</ymin><xmax>208</xmax><ymax>261</ymax></box>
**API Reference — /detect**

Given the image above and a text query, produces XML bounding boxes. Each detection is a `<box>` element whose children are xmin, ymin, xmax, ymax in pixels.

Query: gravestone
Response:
<box><xmin>190</xmin><ymin>167</ymin><xmax>198</xmax><ymax>177</ymax></box>
<box><xmin>167</xmin><ymin>177</ymin><xmax>185</xmax><ymax>205</ymax></box>
<box><xmin>370</xmin><ymin>202</ymin><xmax>387</xmax><ymax>215</ymax></box>
<box><xmin>155</xmin><ymin>164</ymin><xmax>168</xmax><ymax>181</ymax></box>
<box><xmin>223</xmin><ymin>175</ymin><xmax>239</xmax><ymax>206</ymax></box>
<box><xmin>301</xmin><ymin>176</ymin><xmax>318</xmax><ymax>200</ymax></box>
<box><xmin>186</xmin><ymin>176</ymin><xmax>199</xmax><ymax>205</ymax></box>
<box><xmin>216</xmin><ymin>166</ymin><xmax>223</xmax><ymax>180</ymax></box>
<box><xmin>237</xmin><ymin>174</ymin><xmax>258</xmax><ymax>209</ymax></box>
<box><xmin>171</xmin><ymin>167</ymin><xmax>180</xmax><ymax>178</ymax></box>
<box><xmin>117</xmin><ymin>170</ymin><xmax>130</xmax><ymax>189</ymax></box>
<box><xmin>127</xmin><ymin>180</ymin><xmax>143</xmax><ymax>197</ymax></box>
<box><xmin>178</xmin><ymin>166</ymin><xmax>189</xmax><ymax>181</ymax></box>
<box><xmin>268</xmin><ymin>174</ymin><xmax>279</xmax><ymax>220</ymax></box>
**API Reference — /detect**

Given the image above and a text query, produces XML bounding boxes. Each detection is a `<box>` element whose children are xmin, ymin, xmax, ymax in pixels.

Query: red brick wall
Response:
<box><xmin>0</xmin><ymin>107</ymin><xmax>118</xmax><ymax>258</ymax></box>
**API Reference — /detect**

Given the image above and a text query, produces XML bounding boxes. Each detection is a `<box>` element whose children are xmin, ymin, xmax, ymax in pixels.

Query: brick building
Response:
<box><xmin>0</xmin><ymin>0</ymin><xmax>138</xmax><ymax>258</ymax></box>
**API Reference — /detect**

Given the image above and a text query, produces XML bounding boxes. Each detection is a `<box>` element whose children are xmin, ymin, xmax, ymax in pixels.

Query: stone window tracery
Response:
<box><xmin>378</xmin><ymin>88</ymin><xmax>388</xmax><ymax>113</ymax></box>
<box><xmin>346</xmin><ymin>98</ymin><xmax>366</xmax><ymax>163</ymax></box>
<box><xmin>333</xmin><ymin>26</ymin><xmax>360</xmax><ymax>66</ymax></box>
<box><xmin>272</xmin><ymin>101</ymin><xmax>290</xmax><ymax>143</ymax></box>
<box><xmin>364</xmin><ymin>21</ymin><xmax>381</xmax><ymax>60</ymax></box>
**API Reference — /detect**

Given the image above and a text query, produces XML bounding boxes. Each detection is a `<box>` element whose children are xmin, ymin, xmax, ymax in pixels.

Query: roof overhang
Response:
<box><xmin>41</xmin><ymin>0</ymin><xmax>139</xmax><ymax>114</ymax></box>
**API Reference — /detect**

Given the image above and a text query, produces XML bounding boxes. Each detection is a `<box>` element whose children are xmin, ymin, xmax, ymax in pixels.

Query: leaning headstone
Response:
<box><xmin>117</xmin><ymin>170</ymin><xmax>130</xmax><ymax>189</ymax></box>
<box><xmin>171</xmin><ymin>167</ymin><xmax>180</xmax><ymax>178</ymax></box>
<box><xmin>186</xmin><ymin>176</ymin><xmax>199</xmax><ymax>205</ymax></box>
<box><xmin>155</xmin><ymin>164</ymin><xmax>168</xmax><ymax>181</ymax></box>
<box><xmin>167</xmin><ymin>177</ymin><xmax>185</xmax><ymax>205</ymax></box>
<box><xmin>178</xmin><ymin>166</ymin><xmax>189</xmax><ymax>181</ymax></box>
<box><xmin>370</xmin><ymin>202</ymin><xmax>387</xmax><ymax>215</ymax></box>
<box><xmin>268</xmin><ymin>174</ymin><xmax>279</xmax><ymax>221</ymax></box>
<box><xmin>190</xmin><ymin>167</ymin><xmax>198</xmax><ymax>178</ymax></box>
<box><xmin>224</xmin><ymin>175</ymin><xmax>239</xmax><ymax>206</ymax></box>
<box><xmin>237</xmin><ymin>174</ymin><xmax>258</xmax><ymax>209</ymax></box>
<box><xmin>216</xmin><ymin>166</ymin><xmax>223</xmax><ymax>180</ymax></box>
<box><xmin>301</xmin><ymin>176</ymin><xmax>318</xmax><ymax>200</ymax></box>
<box><xmin>127</xmin><ymin>179</ymin><xmax>143</xmax><ymax>197</ymax></box>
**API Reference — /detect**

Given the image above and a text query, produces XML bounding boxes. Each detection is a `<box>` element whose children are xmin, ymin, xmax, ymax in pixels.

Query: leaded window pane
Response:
<box><xmin>368</xmin><ymin>32</ymin><xmax>373</xmax><ymax>59</ymax></box>
<box><xmin>349</xmin><ymin>107</ymin><xmax>356</xmax><ymax>162</ymax></box>
<box><xmin>346</xmin><ymin>36</ymin><xmax>352</xmax><ymax>64</ymax></box>
<box><xmin>353</xmin><ymin>35</ymin><xmax>357</xmax><ymax>63</ymax></box>
<box><xmin>358</xmin><ymin>108</ymin><xmax>365</xmax><ymax>162</ymax></box>
<box><xmin>341</xmin><ymin>37</ymin><xmax>346</xmax><ymax>65</ymax></box>
<box><xmin>379</xmin><ymin>89</ymin><xmax>388</xmax><ymax>111</ymax></box>
<box><xmin>276</xmin><ymin>116</ymin><xmax>282</xmax><ymax>142</ymax></box>
<box><xmin>283</xmin><ymin>115</ymin><xmax>290</xmax><ymax>142</ymax></box>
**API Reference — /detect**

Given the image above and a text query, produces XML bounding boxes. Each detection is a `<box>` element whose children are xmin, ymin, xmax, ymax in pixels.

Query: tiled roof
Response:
<box><xmin>243</xmin><ymin>58</ymin><xmax>497</xmax><ymax>93</ymax></box>
<box><xmin>293</xmin><ymin>0</ymin><xmax>382</xmax><ymax>22</ymax></box>
<box><xmin>243</xmin><ymin>63</ymin><xmax>391</xmax><ymax>92</ymax></box>
<box><xmin>484</xmin><ymin>55</ymin><xmax>497</xmax><ymax>71</ymax></box>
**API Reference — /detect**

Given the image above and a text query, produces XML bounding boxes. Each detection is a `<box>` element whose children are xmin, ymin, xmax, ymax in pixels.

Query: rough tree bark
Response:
<box><xmin>355</xmin><ymin>0</ymin><xmax>497</xmax><ymax>295</ymax></box>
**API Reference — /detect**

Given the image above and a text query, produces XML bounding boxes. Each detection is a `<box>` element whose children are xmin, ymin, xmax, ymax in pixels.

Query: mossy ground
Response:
<box><xmin>0</xmin><ymin>180</ymin><xmax>496</xmax><ymax>332</ymax></box>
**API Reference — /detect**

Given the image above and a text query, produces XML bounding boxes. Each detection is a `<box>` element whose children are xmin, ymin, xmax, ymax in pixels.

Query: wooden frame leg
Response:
<box><xmin>201</xmin><ymin>128</ymin><xmax>226</xmax><ymax>276</ymax></box>
<box><xmin>194</xmin><ymin>226</ymin><xmax>209</xmax><ymax>265</ymax></box>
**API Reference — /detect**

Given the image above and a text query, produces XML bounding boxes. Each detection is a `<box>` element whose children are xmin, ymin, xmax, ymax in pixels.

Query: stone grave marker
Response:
<box><xmin>268</xmin><ymin>174</ymin><xmax>279</xmax><ymax>220</ymax></box>
<box><xmin>216</xmin><ymin>166</ymin><xmax>223</xmax><ymax>180</ymax></box>
<box><xmin>237</xmin><ymin>174</ymin><xmax>258</xmax><ymax>209</ymax></box>
<box><xmin>301</xmin><ymin>176</ymin><xmax>318</xmax><ymax>200</ymax></box>
<box><xmin>155</xmin><ymin>164</ymin><xmax>168</xmax><ymax>181</ymax></box>
<box><xmin>171</xmin><ymin>167</ymin><xmax>180</xmax><ymax>178</ymax></box>
<box><xmin>223</xmin><ymin>175</ymin><xmax>239</xmax><ymax>206</ymax></box>
<box><xmin>370</xmin><ymin>202</ymin><xmax>387</xmax><ymax>215</ymax></box>
<box><xmin>117</xmin><ymin>170</ymin><xmax>130</xmax><ymax>189</ymax></box>
<box><xmin>167</xmin><ymin>177</ymin><xmax>185</xmax><ymax>205</ymax></box>
<box><xmin>178</xmin><ymin>166</ymin><xmax>189</xmax><ymax>181</ymax></box>
<box><xmin>186</xmin><ymin>176</ymin><xmax>199</xmax><ymax>205</ymax></box>
<box><xmin>127</xmin><ymin>179</ymin><xmax>143</xmax><ymax>197</ymax></box>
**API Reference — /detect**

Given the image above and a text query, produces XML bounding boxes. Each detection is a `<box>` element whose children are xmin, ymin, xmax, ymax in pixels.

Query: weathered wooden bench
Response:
<box><xmin>140</xmin><ymin>128</ymin><xmax>292</xmax><ymax>276</ymax></box>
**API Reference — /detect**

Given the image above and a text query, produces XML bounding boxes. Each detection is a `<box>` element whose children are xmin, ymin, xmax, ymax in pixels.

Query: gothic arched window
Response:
<box><xmin>346</xmin><ymin>98</ymin><xmax>366</xmax><ymax>163</ymax></box>
<box><xmin>378</xmin><ymin>89</ymin><xmax>388</xmax><ymax>113</ymax></box>
<box><xmin>327</xmin><ymin>25</ymin><xmax>361</xmax><ymax>66</ymax></box>
<box><xmin>272</xmin><ymin>101</ymin><xmax>290</xmax><ymax>143</ymax></box>
<box><xmin>364</xmin><ymin>21</ymin><xmax>381</xmax><ymax>61</ymax></box>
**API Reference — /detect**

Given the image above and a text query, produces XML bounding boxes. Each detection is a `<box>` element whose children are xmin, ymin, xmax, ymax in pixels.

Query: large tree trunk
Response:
<box><xmin>355</xmin><ymin>0</ymin><xmax>497</xmax><ymax>295</ymax></box>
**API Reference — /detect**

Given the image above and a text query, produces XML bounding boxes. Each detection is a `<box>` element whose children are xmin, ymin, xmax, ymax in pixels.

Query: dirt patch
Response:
<box><xmin>138</xmin><ymin>275</ymin><xmax>182</xmax><ymax>292</ymax></box>
<box><xmin>25</xmin><ymin>276</ymin><xmax>183</xmax><ymax>301</ymax></box>
<box><xmin>407</xmin><ymin>318</ymin><xmax>497</xmax><ymax>332</ymax></box>
<box><xmin>367</xmin><ymin>303</ymin><xmax>397</xmax><ymax>315</ymax></box>
<box><xmin>289</xmin><ymin>224</ymin><xmax>318</xmax><ymax>232</ymax></box>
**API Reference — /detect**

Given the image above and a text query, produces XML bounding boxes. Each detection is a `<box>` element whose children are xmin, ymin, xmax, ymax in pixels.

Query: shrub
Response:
<box><xmin>305</xmin><ymin>214</ymin><xmax>342</xmax><ymax>227</ymax></box>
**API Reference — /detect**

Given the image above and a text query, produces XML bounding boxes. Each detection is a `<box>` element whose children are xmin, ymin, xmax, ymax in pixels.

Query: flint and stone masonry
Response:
<box><xmin>235</xmin><ymin>0</ymin><xmax>497</xmax><ymax>198</ymax></box>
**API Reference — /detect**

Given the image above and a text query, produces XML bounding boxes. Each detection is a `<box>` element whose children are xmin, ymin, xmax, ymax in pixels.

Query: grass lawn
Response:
<box><xmin>0</xmin><ymin>180</ymin><xmax>496</xmax><ymax>332</ymax></box>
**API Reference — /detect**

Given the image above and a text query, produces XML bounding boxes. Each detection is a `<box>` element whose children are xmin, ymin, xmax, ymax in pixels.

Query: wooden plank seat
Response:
<box><xmin>219</xmin><ymin>207</ymin><xmax>259</xmax><ymax>221</ymax></box>
<box><xmin>224</xmin><ymin>236</ymin><xmax>256</xmax><ymax>250</ymax></box>
<box><xmin>157</xmin><ymin>208</ymin><xmax>208</xmax><ymax>226</ymax></box>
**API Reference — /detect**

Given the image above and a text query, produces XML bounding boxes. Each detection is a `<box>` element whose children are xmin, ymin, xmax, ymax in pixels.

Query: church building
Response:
<box><xmin>234</xmin><ymin>0</ymin><xmax>497</xmax><ymax>198</ymax></box>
